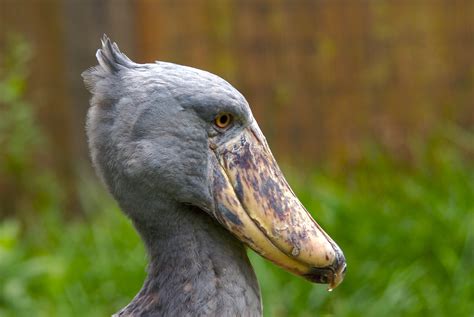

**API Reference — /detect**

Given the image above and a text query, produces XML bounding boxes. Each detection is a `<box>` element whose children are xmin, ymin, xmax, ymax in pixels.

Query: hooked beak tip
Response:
<box><xmin>303</xmin><ymin>250</ymin><xmax>347</xmax><ymax>290</ymax></box>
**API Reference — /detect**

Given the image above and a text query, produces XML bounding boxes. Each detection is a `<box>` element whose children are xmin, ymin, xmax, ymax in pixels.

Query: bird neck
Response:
<box><xmin>115</xmin><ymin>202</ymin><xmax>262</xmax><ymax>317</ymax></box>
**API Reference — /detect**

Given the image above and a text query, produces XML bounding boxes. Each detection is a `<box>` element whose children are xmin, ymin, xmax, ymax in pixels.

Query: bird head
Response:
<box><xmin>83</xmin><ymin>36</ymin><xmax>346</xmax><ymax>290</ymax></box>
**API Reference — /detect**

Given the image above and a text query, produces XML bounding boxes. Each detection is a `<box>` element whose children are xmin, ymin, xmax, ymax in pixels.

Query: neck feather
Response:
<box><xmin>114</xmin><ymin>203</ymin><xmax>262</xmax><ymax>317</ymax></box>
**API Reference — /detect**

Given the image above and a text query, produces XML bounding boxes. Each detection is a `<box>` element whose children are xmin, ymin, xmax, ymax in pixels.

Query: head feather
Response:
<box><xmin>82</xmin><ymin>34</ymin><xmax>137</xmax><ymax>93</ymax></box>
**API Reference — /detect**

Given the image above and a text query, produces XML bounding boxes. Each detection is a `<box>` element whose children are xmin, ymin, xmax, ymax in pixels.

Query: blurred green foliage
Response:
<box><xmin>1</xmin><ymin>139</ymin><xmax>472</xmax><ymax>317</ymax></box>
<box><xmin>0</xmin><ymin>36</ymin><xmax>38</xmax><ymax>185</ymax></box>
<box><xmin>1</xmin><ymin>38</ymin><xmax>473</xmax><ymax>317</ymax></box>
<box><xmin>253</xmin><ymin>140</ymin><xmax>474</xmax><ymax>317</ymax></box>
<box><xmin>0</xmin><ymin>35</ymin><xmax>62</xmax><ymax>220</ymax></box>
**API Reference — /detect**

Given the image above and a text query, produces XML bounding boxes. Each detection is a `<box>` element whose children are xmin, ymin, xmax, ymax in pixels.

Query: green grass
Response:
<box><xmin>1</xmin><ymin>141</ymin><xmax>473</xmax><ymax>316</ymax></box>
<box><xmin>253</xmin><ymin>141</ymin><xmax>474</xmax><ymax>317</ymax></box>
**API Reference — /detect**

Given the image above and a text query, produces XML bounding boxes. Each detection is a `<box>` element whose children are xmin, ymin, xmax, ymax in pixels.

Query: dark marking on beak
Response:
<box><xmin>261</xmin><ymin>178</ymin><xmax>287</xmax><ymax>219</ymax></box>
<box><xmin>217</xmin><ymin>204</ymin><xmax>243</xmax><ymax>226</ymax></box>
<box><xmin>234</xmin><ymin>173</ymin><xmax>244</xmax><ymax>201</ymax></box>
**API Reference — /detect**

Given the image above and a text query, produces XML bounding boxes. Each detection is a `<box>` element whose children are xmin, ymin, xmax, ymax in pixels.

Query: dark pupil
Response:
<box><xmin>220</xmin><ymin>115</ymin><xmax>228</xmax><ymax>125</ymax></box>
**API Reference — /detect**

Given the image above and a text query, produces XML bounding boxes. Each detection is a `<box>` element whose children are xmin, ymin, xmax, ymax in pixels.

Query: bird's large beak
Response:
<box><xmin>210</xmin><ymin>123</ymin><xmax>346</xmax><ymax>290</ymax></box>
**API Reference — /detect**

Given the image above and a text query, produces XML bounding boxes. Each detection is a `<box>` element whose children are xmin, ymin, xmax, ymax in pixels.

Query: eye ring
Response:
<box><xmin>214</xmin><ymin>113</ymin><xmax>233</xmax><ymax>129</ymax></box>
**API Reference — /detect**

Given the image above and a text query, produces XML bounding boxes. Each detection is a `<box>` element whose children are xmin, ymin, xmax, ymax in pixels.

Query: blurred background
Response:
<box><xmin>0</xmin><ymin>1</ymin><xmax>473</xmax><ymax>316</ymax></box>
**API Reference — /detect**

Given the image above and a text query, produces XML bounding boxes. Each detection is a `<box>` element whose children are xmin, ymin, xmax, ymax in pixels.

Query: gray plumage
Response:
<box><xmin>83</xmin><ymin>36</ymin><xmax>261</xmax><ymax>316</ymax></box>
<box><xmin>83</xmin><ymin>35</ymin><xmax>346</xmax><ymax>317</ymax></box>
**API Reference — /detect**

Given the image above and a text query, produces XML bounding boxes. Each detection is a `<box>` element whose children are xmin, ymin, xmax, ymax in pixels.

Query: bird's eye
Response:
<box><xmin>214</xmin><ymin>113</ymin><xmax>233</xmax><ymax>129</ymax></box>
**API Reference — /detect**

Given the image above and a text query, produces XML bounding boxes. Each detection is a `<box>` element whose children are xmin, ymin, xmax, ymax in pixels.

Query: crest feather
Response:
<box><xmin>82</xmin><ymin>34</ymin><xmax>137</xmax><ymax>93</ymax></box>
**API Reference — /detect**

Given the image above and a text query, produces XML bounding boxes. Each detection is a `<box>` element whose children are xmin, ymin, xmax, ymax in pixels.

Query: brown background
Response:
<box><xmin>1</xmin><ymin>0</ymin><xmax>473</xmax><ymax>212</ymax></box>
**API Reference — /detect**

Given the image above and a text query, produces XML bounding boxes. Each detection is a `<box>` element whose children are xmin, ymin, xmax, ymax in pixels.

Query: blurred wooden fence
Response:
<box><xmin>1</xmin><ymin>0</ymin><xmax>473</xmax><ymax>213</ymax></box>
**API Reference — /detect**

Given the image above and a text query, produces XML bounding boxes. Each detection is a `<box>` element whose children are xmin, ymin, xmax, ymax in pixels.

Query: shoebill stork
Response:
<box><xmin>82</xmin><ymin>36</ymin><xmax>346</xmax><ymax>317</ymax></box>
